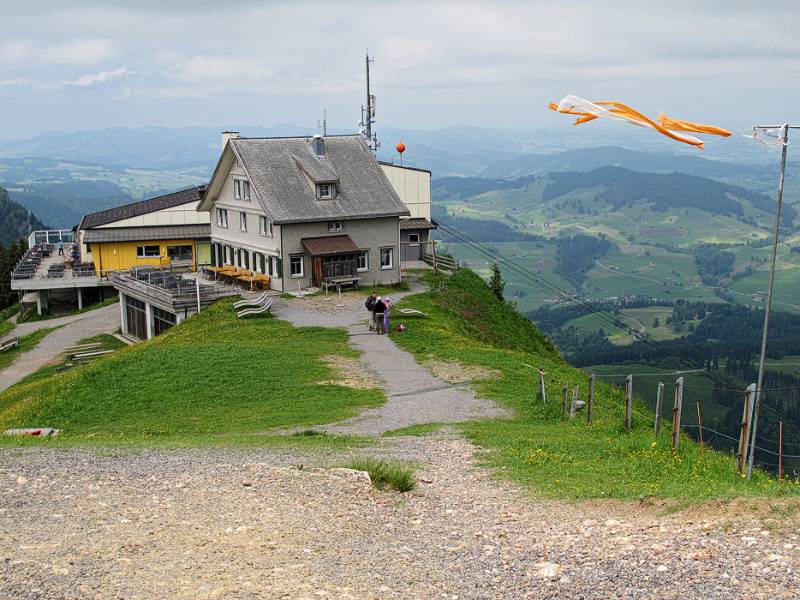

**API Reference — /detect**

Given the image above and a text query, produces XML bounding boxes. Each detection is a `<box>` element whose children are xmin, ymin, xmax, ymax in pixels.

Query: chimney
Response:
<box><xmin>311</xmin><ymin>134</ymin><xmax>325</xmax><ymax>157</ymax></box>
<box><xmin>221</xmin><ymin>130</ymin><xmax>240</xmax><ymax>151</ymax></box>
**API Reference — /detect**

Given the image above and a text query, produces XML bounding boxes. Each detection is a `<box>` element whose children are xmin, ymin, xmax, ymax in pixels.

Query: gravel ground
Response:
<box><xmin>2</xmin><ymin>435</ymin><xmax>798</xmax><ymax>599</ymax></box>
<box><xmin>0</xmin><ymin>304</ymin><xmax>120</xmax><ymax>392</ymax></box>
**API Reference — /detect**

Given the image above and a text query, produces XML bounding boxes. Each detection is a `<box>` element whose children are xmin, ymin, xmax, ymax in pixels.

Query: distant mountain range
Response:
<box><xmin>0</xmin><ymin>124</ymin><xmax>789</xmax><ymax>229</ymax></box>
<box><xmin>0</xmin><ymin>123</ymin><xmax>780</xmax><ymax>175</ymax></box>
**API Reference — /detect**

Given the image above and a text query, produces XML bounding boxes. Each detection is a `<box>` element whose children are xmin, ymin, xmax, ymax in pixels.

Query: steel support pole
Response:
<box><xmin>748</xmin><ymin>124</ymin><xmax>789</xmax><ymax>480</ymax></box>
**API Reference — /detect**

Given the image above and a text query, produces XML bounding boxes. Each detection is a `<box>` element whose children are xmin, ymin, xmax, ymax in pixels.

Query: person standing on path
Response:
<box><xmin>365</xmin><ymin>292</ymin><xmax>378</xmax><ymax>331</ymax></box>
<box><xmin>57</xmin><ymin>241</ymin><xmax>63</xmax><ymax>256</ymax></box>
<box><xmin>372</xmin><ymin>295</ymin><xmax>386</xmax><ymax>335</ymax></box>
<box><xmin>382</xmin><ymin>297</ymin><xmax>392</xmax><ymax>334</ymax></box>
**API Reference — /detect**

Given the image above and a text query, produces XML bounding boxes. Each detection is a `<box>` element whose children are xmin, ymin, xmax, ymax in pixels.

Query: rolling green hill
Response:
<box><xmin>434</xmin><ymin>166</ymin><xmax>799</xmax><ymax>316</ymax></box>
<box><xmin>0</xmin><ymin>157</ymin><xmax>209</xmax><ymax>227</ymax></box>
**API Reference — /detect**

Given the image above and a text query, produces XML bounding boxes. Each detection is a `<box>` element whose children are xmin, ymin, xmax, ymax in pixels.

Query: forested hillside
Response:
<box><xmin>0</xmin><ymin>186</ymin><xmax>45</xmax><ymax>245</ymax></box>
<box><xmin>543</xmin><ymin>167</ymin><xmax>796</xmax><ymax>225</ymax></box>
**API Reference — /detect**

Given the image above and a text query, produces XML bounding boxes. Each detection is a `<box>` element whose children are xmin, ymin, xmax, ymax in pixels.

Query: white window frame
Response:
<box><xmin>259</xmin><ymin>215</ymin><xmax>273</xmax><ymax>237</ymax></box>
<box><xmin>137</xmin><ymin>245</ymin><xmax>161</xmax><ymax>258</ymax></box>
<box><xmin>317</xmin><ymin>183</ymin><xmax>334</xmax><ymax>199</ymax></box>
<box><xmin>290</xmin><ymin>255</ymin><xmax>304</xmax><ymax>278</ymax></box>
<box><xmin>234</xmin><ymin>178</ymin><xmax>251</xmax><ymax>201</ymax></box>
<box><xmin>216</xmin><ymin>208</ymin><xmax>228</xmax><ymax>228</ymax></box>
<box><xmin>356</xmin><ymin>250</ymin><xmax>369</xmax><ymax>272</ymax></box>
<box><xmin>328</xmin><ymin>221</ymin><xmax>343</xmax><ymax>232</ymax></box>
<box><xmin>380</xmin><ymin>247</ymin><xmax>393</xmax><ymax>270</ymax></box>
<box><xmin>239</xmin><ymin>211</ymin><xmax>247</xmax><ymax>232</ymax></box>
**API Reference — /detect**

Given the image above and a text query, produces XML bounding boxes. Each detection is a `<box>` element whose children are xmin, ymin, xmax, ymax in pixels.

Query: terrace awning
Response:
<box><xmin>301</xmin><ymin>235</ymin><xmax>359</xmax><ymax>256</ymax></box>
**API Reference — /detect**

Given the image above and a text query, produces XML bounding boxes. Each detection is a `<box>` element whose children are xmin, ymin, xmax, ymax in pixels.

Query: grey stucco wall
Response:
<box><xmin>280</xmin><ymin>216</ymin><xmax>401</xmax><ymax>289</ymax></box>
<box><xmin>400</xmin><ymin>228</ymin><xmax>431</xmax><ymax>262</ymax></box>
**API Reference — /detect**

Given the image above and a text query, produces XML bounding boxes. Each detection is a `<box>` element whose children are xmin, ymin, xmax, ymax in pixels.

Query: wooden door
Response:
<box><xmin>312</xmin><ymin>257</ymin><xmax>323</xmax><ymax>286</ymax></box>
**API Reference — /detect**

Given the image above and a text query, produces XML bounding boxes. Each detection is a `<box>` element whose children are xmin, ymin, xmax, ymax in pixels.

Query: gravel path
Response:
<box><xmin>272</xmin><ymin>280</ymin><xmax>508</xmax><ymax>435</ymax></box>
<box><xmin>2</xmin><ymin>437</ymin><xmax>797</xmax><ymax>599</ymax></box>
<box><xmin>0</xmin><ymin>308</ymin><xmax>113</xmax><ymax>345</ymax></box>
<box><xmin>0</xmin><ymin>304</ymin><xmax>119</xmax><ymax>392</ymax></box>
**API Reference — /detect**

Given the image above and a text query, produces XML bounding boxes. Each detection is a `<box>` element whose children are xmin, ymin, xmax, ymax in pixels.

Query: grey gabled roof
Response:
<box><xmin>400</xmin><ymin>218</ymin><xmax>436</xmax><ymax>230</ymax></box>
<box><xmin>83</xmin><ymin>224</ymin><xmax>210</xmax><ymax>243</ymax></box>
<box><xmin>229</xmin><ymin>135</ymin><xmax>409</xmax><ymax>224</ymax></box>
<box><xmin>79</xmin><ymin>186</ymin><xmax>205</xmax><ymax>230</ymax></box>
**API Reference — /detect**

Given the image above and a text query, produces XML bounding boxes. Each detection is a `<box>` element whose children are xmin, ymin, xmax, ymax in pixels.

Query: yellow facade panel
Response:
<box><xmin>92</xmin><ymin>240</ymin><xmax>198</xmax><ymax>273</ymax></box>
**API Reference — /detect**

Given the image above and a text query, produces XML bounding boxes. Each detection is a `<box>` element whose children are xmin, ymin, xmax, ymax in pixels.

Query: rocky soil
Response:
<box><xmin>2</xmin><ymin>434</ymin><xmax>798</xmax><ymax>599</ymax></box>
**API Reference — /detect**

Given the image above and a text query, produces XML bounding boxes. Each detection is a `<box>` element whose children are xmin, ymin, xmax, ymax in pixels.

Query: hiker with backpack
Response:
<box><xmin>365</xmin><ymin>291</ymin><xmax>378</xmax><ymax>331</ymax></box>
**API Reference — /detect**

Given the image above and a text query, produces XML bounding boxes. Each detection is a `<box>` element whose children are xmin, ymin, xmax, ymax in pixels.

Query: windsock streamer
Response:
<box><xmin>549</xmin><ymin>95</ymin><xmax>731</xmax><ymax>149</ymax></box>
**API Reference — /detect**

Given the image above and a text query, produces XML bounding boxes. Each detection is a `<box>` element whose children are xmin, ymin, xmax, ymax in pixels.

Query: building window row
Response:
<box><xmin>136</xmin><ymin>245</ymin><xmax>160</xmax><ymax>258</ymax></box>
<box><xmin>234</xmin><ymin>178</ymin><xmax>251</xmax><ymax>201</ymax></box>
<box><xmin>259</xmin><ymin>215</ymin><xmax>273</xmax><ymax>237</ymax></box>
<box><xmin>216</xmin><ymin>208</ymin><xmax>228</xmax><ymax>228</ymax></box>
<box><xmin>211</xmin><ymin>242</ymin><xmax>281</xmax><ymax>278</ymax></box>
<box><xmin>380</xmin><ymin>247</ymin><xmax>393</xmax><ymax>270</ymax></box>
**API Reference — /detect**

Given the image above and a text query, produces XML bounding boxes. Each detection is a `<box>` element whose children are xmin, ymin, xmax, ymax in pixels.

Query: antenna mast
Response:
<box><xmin>359</xmin><ymin>51</ymin><xmax>379</xmax><ymax>153</ymax></box>
<box><xmin>317</xmin><ymin>108</ymin><xmax>327</xmax><ymax>137</ymax></box>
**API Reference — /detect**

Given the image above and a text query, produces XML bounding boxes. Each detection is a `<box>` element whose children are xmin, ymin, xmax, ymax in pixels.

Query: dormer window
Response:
<box><xmin>234</xmin><ymin>178</ymin><xmax>251</xmax><ymax>201</ymax></box>
<box><xmin>317</xmin><ymin>183</ymin><xmax>335</xmax><ymax>199</ymax></box>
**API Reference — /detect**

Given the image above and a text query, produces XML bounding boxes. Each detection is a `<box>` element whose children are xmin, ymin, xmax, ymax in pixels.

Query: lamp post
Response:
<box><xmin>747</xmin><ymin>123</ymin><xmax>796</xmax><ymax>480</ymax></box>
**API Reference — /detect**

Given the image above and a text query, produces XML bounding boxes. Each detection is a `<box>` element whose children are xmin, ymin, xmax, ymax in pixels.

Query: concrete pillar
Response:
<box><xmin>119</xmin><ymin>294</ymin><xmax>128</xmax><ymax>335</ymax></box>
<box><xmin>77</xmin><ymin>288</ymin><xmax>83</xmax><ymax>310</ymax></box>
<box><xmin>36</xmin><ymin>290</ymin><xmax>49</xmax><ymax>316</ymax></box>
<box><xmin>145</xmin><ymin>302</ymin><xmax>153</xmax><ymax>340</ymax></box>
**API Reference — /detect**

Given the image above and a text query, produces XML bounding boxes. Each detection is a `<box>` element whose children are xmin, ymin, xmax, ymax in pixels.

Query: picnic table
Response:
<box><xmin>207</xmin><ymin>266</ymin><xmax>227</xmax><ymax>281</ymax></box>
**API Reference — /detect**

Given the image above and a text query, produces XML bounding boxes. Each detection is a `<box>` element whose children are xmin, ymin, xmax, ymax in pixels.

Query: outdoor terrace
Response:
<box><xmin>112</xmin><ymin>267</ymin><xmax>238</xmax><ymax>313</ymax></box>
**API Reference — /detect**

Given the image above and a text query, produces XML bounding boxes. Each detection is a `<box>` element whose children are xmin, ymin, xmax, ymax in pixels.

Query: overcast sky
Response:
<box><xmin>0</xmin><ymin>0</ymin><xmax>798</xmax><ymax>140</ymax></box>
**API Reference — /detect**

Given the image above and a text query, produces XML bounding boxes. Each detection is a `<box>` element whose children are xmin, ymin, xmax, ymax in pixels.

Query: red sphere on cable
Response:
<box><xmin>396</xmin><ymin>142</ymin><xmax>406</xmax><ymax>154</ymax></box>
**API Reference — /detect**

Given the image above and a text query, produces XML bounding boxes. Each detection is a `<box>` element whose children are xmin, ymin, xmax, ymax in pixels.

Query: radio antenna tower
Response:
<box><xmin>317</xmin><ymin>109</ymin><xmax>327</xmax><ymax>137</ymax></box>
<box><xmin>359</xmin><ymin>51</ymin><xmax>379</xmax><ymax>153</ymax></box>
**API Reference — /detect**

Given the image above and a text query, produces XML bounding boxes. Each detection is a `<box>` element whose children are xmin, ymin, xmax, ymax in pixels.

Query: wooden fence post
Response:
<box><xmin>587</xmin><ymin>374</ymin><xmax>595</xmax><ymax>425</ymax></box>
<box><xmin>654</xmin><ymin>382</ymin><xmax>664</xmax><ymax>435</ymax></box>
<box><xmin>561</xmin><ymin>385</ymin><xmax>568</xmax><ymax>421</ymax></box>
<box><xmin>737</xmin><ymin>383</ymin><xmax>756</xmax><ymax>475</ymax></box>
<box><xmin>695</xmin><ymin>401</ymin><xmax>704</xmax><ymax>447</ymax></box>
<box><xmin>625</xmin><ymin>374</ymin><xmax>633</xmax><ymax>432</ymax></box>
<box><xmin>569</xmin><ymin>385</ymin><xmax>579</xmax><ymax>418</ymax></box>
<box><xmin>431</xmin><ymin>240</ymin><xmax>438</xmax><ymax>273</ymax></box>
<box><xmin>672</xmin><ymin>376</ymin><xmax>684</xmax><ymax>450</ymax></box>
<box><xmin>779</xmin><ymin>420</ymin><xmax>784</xmax><ymax>480</ymax></box>
<box><xmin>539</xmin><ymin>368</ymin><xmax>547</xmax><ymax>403</ymax></box>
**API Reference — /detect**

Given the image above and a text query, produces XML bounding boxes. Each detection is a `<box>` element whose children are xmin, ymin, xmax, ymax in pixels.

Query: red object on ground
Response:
<box><xmin>28</xmin><ymin>429</ymin><xmax>42</xmax><ymax>436</ymax></box>
<box><xmin>396</xmin><ymin>324</ymin><xmax>406</xmax><ymax>332</ymax></box>
<box><xmin>396</xmin><ymin>142</ymin><xmax>406</xmax><ymax>154</ymax></box>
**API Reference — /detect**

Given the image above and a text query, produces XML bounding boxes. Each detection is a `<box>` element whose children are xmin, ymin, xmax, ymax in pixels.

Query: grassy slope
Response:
<box><xmin>0</xmin><ymin>299</ymin><xmax>383</xmax><ymax>446</ymax></box>
<box><xmin>0</xmin><ymin>328</ymin><xmax>57</xmax><ymax>371</ymax></box>
<box><xmin>0</xmin><ymin>305</ymin><xmax>17</xmax><ymax>339</ymax></box>
<box><xmin>391</xmin><ymin>269</ymin><xmax>798</xmax><ymax>499</ymax></box>
<box><xmin>14</xmin><ymin>333</ymin><xmax>128</xmax><ymax>387</ymax></box>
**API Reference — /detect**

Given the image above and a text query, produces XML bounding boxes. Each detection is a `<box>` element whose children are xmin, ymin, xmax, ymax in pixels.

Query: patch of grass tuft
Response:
<box><xmin>383</xmin><ymin>422</ymin><xmax>445</xmax><ymax>437</ymax></box>
<box><xmin>345</xmin><ymin>456</ymin><xmax>417</xmax><ymax>492</ymax></box>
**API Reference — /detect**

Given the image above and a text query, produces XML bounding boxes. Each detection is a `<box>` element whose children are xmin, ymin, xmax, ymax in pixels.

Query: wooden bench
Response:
<box><xmin>0</xmin><ymin>338</ymin><xmax>19</xmax><ymax>353</ymax></box>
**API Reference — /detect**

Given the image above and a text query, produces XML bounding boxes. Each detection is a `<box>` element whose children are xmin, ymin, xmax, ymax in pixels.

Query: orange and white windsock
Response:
<box><xmin>549</xmin><ymin>95</ymin><xmax>731</xmax><ymax>149</ymax></box>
